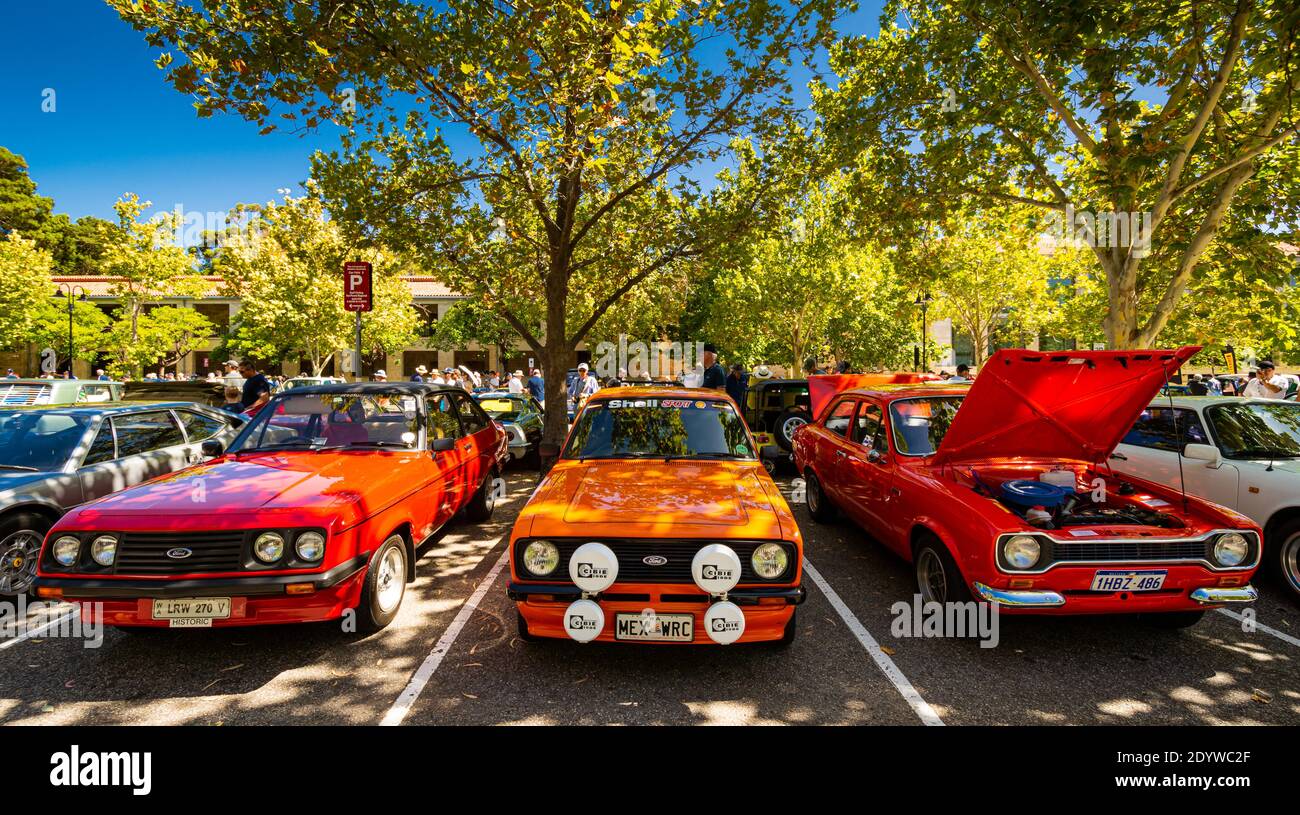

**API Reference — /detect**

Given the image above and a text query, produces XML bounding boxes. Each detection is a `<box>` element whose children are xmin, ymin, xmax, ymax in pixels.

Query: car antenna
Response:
<box><xmin>1164</xmin><ymin>364</ymin><xmax>1190</xmax><ymax>514</ymax></box>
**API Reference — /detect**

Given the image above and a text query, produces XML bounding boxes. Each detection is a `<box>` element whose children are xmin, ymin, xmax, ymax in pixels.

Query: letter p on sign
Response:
<box><xmin>344</xmin><ymin>261</ymin><xmax>373</xmax><ymax>312</ymax></box>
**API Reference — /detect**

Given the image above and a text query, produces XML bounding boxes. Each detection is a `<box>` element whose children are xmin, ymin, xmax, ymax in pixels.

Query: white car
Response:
<box><xmin>1112</xmin><ymin>395</ymin><xmax>1300</xmax><ymax>600</ymax></box>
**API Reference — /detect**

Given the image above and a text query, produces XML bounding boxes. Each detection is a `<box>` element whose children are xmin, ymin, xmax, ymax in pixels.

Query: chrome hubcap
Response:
<box><xmin>917</xmin><ymin>550</ymin><xmax>946</xmax><ymax>603</ymax></box>
<box><xmin>782</xmin><ymin>416</ymin><xmax>806</xmax><ymax>440</ymax></box>
<box><xmin>1283</xmin><ymin>533</ymin><xmax>1300</xmax><ymax>594</ymax></box>
<box><xmin>375</xmin><ymin>539</ymin><xmax>406</xmax><ymax>613</ymax></box>
<box><xmin>0</xmin><ymin>530</ymin><xmax>42</xmax><ymax>595</ymax></box>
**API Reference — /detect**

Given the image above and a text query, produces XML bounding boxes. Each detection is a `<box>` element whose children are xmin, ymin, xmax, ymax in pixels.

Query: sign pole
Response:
<box><xmin>355</xmin><ymin>311</ymin><xmax>362</xmax><ymax>382</ymax></box>
<box><xmin>343</xmin><ymin>260</ymin><xmax>374</xmax><ymax>382</ymax></box>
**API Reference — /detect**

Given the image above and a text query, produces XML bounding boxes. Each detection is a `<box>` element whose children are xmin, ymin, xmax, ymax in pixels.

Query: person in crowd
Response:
<box><xmin>835</xmin><ymin>359</ymin><xmax>852</xmax><ymax>374</ymax></box>
<box><xmin>410</xmin><ymin>364</ymin><xmax>428</xmax><ymax>383</ymax></box>
<box><xmin>488</xmin><ymin>370</ymin><xmax>501</xmax><ymax>389</ymax></box>
<box><xmin>948</xmin><ymin>364</ymin><xmax>972</xmax><ymax>382</ymax></box>
<box><xmin>1206</xmin><ymin>374</ymin><xmax>1222</xmax><ymax>395</ymax></box>
<box><xmin>1188</xmin><ymin>373</ymin><xmax>1209</xmax><ymax>395</ymax></box>
<box><xmin>1244</xmin><ymin>361</ymin><xmax>1286</xmax><ymax>399</ymax></box>
<box><xmin>751</xmin><ymin>365</ymin><xmax>773</xmax><ymax>381</ymax></box>
<box><xmin>238</xmin><ymin>361</ymin><xmax>272</xmax><ymax>412</ymax></box>
<box><xmin>508</xmin><ymin>370</ymin><xmax>525</xmax><ymax>394</ymax></box>
<box><xmin>725</xmin><ymin>362</ymin><xmax>748</xmax><ymax>406</ymax></box>
<box><xmin>220</xmin><ymin>386</ymin><xmax>244</xmax><ymax>414</ymax></box>
<box><xmin>442</xmin><ymin>367</ymin><xmax>457</xmax><ymax>386</ymax></box>
<box><xmin>372</xmin><ymin>369</ymin><xmax>388</xmax><ymax>383</ymax></box>
<box><xmin>527</xmin><ymin>368</ymin><xmax>545</xmax><ymax>402</ymax></box>
<box><xmin>3</xmin><ymin>369</ymin><xmax>16</xmax><ymax>379</ymax></box>
<box><xmin>569</xmin><ymin>362</ymin><xmax>600</xmax><ymax>405</ymax></box>
<box><xmin>95</xmin><ymin>368</ymin><xmax>109</xmax><ymax>381</ymax></box>
<box><xmin>700</xmin><ymin>344</ymin><xmax>726</xmax><ymax>390</ymax></box>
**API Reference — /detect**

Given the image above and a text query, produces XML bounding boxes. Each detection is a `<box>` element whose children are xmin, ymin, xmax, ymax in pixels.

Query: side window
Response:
<box><xmin>113</xmin><ymin>411</ymin><xmax>186</xmax><ymax>456</ymax></box>
<box><xmin>426</xmin><ymin>394</ymin><xmax>463</xmax><ymax>441</ymax></box>
<box><xmin>853</xmin><ymin>402</ymin><xmax>885</xmax><ymax>449</ymax></box>
<box><xmin>82</xmin><ymin>422</ymin><xmax>116</xmax><ymax>465</ymax></box>
<box><xmin>175</xmin><ymin>410</ymin><xmax>227</xmax><ymax>442</ymax></box>
<box><xmin>456</xmin><ymin>393</ymin><xmax>490</xmax><ymax>434</ymax></box>
<box><xmin>824</xmin><ymin>399</ymin><xmax>857</xmax><ymax>438</ymax></box>
<box><xmin>1122</xmin><ymin>408</ymin><xmax>1207</xmax><ymax>452</ymax></box>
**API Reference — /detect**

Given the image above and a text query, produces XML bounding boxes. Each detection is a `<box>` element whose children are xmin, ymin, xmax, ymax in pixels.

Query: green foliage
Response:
<box><xmin>0</xmin><ymin>232</ymin><xmax>54</xmax><ymax>350</ymax></box>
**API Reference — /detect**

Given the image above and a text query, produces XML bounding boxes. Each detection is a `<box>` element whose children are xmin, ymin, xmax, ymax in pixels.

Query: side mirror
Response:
<box><xmin>1183</xmin><ymin>443</ymin><xmax>1221</xmax><ymax>468</ymax></box>
<box><xmin>431</xmin><ymin>437</ymin><xmax>456</xmax><ymax>453</ymax></box>
<box><xmin>200</xmin><ymin>439</ymin><xmax>225</xmax><ymax>458</ymax></box>
<box><xmin>867</xmin><ymin>448</ymin><xmax>887</xmax><ymax>464</ymax></box>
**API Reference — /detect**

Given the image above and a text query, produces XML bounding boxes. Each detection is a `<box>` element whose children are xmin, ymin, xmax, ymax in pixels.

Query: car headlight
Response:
<box><xmin>751</xmin><ymin>543</ymin><xmax>789</xmax><ymax>579</ymax></box>
<box><xmin>90</xmin><ymin>535</ymin><xmax>118</xmax><ymax>567</ymax></box>
<box><xmin>1214</xmin><ymin>533</ymin><xmax>1249</xmax><ymax>567</ymax></box>
<box><xmin>294</xmin><ymin>531</ymin><xmax>325</xmax><ymax>562</ymax></box>
<box><xmin>522</xmin><ymin>540</ymin><xmax>559</xmax><ymax>576</ymax></box>
<box><xmin>1003</xmin><ymin>535</ymin><xmax>1041</xmax><ymax>570</ymax></box>
<box><xmin>52</xmin><ymin>536</ymin><xmax>81</xmax><ymax>567</ymax></box>
<box><xmin>253</xmin><ymin>532</ymin><xmax>286</xmax><ymax>564</ymax></box>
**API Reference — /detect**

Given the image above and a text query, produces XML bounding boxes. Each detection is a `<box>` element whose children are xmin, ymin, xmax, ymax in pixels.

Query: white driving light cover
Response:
<box><xmin>523</xmin><ymin>540</ymin><xmax>560</xmax><ymax>576</ymax></box>
<box><xmin>254</xmin><ymin>532</ymin><xmax>286</xmax><ymax>564</ymax></box>
<box><xmin>691</xmin><ymin>544</ymin><xmax>742</xmax><ymax>594</ymax></box>
<box><xmin>704</xmin><ymin>600</ymin><xmax>746</xmax><ymax>644</ymax></box>
<box><xmin>563</xmin><ymin>599</ymin><xmax>605</xmax><ymax>643</ymax></box>
<box><xmin>52</xmin><ymin>536</ymin><xmax>81</xmax><ymax>567</ymax></box>
<box><xmin>1214</xmin><ymin>533</ymin><xmax>1249</xmax><ymax>567</ymax></box>
<box><xmin>295</xmin><ymin>531</ymin><xmax>326</xmax><ymax>562</ymax></box>
<box><xmin>569</xmin><ymin>542</ymin><xmax>618</xmax><ymax>593</ymax></box>
<box><xmin>751</xmin><ymin>543</ymin><xmax>789</xmax><ymax>579</ymax></box>
<box><xmin>1003</xmin><ymin>535</ymin><xmax>1041</xmax><ymax>570</ymax></box>
<box><xmin>90</xmin><ymin>535</ymin><xmax>118</xmax><ymax>567</ymax></box>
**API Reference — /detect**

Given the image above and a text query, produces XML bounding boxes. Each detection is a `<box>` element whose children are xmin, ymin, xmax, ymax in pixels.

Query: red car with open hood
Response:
<box><xmin>34</xmin><ymin>383</ymin><xmax>507</xmax><ymax>633</ymax></box>
<box><xmin>792</xmin><ymin>347</ymin><xmax>1261</xmax><ymax>627</ymax></box>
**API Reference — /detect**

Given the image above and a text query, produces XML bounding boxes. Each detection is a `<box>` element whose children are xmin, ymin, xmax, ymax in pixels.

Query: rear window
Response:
<box><xmin>563</xmin><ymin>397</ymin><xmax>754</xmax><ymax>460</ymax></box>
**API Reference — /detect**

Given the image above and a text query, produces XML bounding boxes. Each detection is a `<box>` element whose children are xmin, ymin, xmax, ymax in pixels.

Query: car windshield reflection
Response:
<box><xmin>233</xmin><ymin>392</ymin><xmax>422</xmax><ymax>452</ymax></box>
<box><xmin>563</xmin><ymin>398</ymin><xmax>754</xmax><ymax>460</ymax></box>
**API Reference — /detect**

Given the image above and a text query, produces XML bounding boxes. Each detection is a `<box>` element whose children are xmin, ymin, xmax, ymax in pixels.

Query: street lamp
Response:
<box><xmin>914</xmin><ymin>292</ymin><xmax>933</xmax><ymax>372</ymax></box>
<box><xmin>53</xmin><ymin>284</ymin><xmax>88</xmax><ymax>379</ymax></box>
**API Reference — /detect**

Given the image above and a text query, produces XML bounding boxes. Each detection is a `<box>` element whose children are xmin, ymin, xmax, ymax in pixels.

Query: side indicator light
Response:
<box><xmin>36</xmin><ymin>587</ymin><xmax>63</xmax><ymax>599</ymax></box>
<box><xmin>286</xmin><ymin>583</ymin><xmax>315</xmax><ymax>595</ymax></box>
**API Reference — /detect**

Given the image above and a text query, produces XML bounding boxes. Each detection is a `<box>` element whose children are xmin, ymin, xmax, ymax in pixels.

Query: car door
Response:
<box><xmin>77</xmin><ymin>409</ymin><xmax>190</xmax><ymax>500</ymax></box>
<box><xmin>818</xmin><ymin>398</ymin><xmax>860</xmax><ymax>503</ymax></box>
<box><xmin>1112</xmin><ymin>406</ymin><xmax>1239</xmax><ymax>506</ymax></box>
<box><xmin>172</xmin><ymin>408</ymin><xmax>237</xmax><ymax>462</ymax></box>
<box><xmin>453</xmin><ymin>391</ymin><xmax>494</xmax><ymax>493</ymax></box>
<box><xmin>839</xmin><ymin>399</ymin><xmax>895</xmax><ymax>531</ymax></box>
<box><xmin>426</xmin><ymin>392</ymin><xmax>467</xmax><ymax>525</ymax></box>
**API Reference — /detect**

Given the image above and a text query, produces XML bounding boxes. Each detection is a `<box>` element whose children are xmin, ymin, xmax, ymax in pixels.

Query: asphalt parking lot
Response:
<box><xmin>1</xmin><ymin>470</ymin><xmax>1297</xmax><ymax>726</ymax></box>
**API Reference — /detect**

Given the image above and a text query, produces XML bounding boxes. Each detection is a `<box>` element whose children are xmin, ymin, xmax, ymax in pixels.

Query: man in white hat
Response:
<box><xmin>568</xmin><ymin>362</ymin><xmax>599</xmax><ymax>404</ymax></box>
<box><xmin>372</xmin><ymin>369</ymin><xmax>388</xmax><ymax>382</ymax></box>
<box><xmin>410</xmin><ymin>364</ymin><xmax>428</xmax><ymax>383</ymax></box>
<box><xmin>508</xmin><ymin>369</ymin><xmax>525</xmax><ymax>394</ymax></box>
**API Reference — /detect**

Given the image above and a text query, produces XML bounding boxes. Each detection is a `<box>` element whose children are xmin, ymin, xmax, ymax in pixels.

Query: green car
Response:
<box><xmin>0</xmin><ymin>379</ymin><xmax>123</xmax><ymax>407</ymax></box>
<box><xmin>474</xmin><ymin>391</ymin><xmax>544</xmax><ymax>468</ymax></box>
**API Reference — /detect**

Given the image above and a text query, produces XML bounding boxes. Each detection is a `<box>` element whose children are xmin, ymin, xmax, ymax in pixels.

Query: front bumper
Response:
<box><xmin>973</xmin><ymin>583</ymin><xmax>1065</xmax><ymax>608</ymax></box>
<box><xmin>1190</xmin><ymin>586</ymin><xmax>1259</xmax><ymax>605</ymax></box>
<box><xmin>971</xmin><ymin>563</ymin><xmax>1258</xmax><ymax>614</ymax></box>
<box><xmin>35</xmin><ymin>555</ymin><xmax>369</xmax><ymax>628</ymax></box>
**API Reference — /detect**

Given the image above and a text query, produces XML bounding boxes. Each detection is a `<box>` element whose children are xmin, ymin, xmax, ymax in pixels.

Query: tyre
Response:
<box><xmin>774</xmin><ymin>408</ymin><xmax>810</xmax><ymax>451</ymax></box>
<box><xmin>760</xmin><ymin>457</ymin><xmax>777</xmax><ymax>477</ymax></box>
<box><xmin>465</xmin><ymin>471</ymin><xmax>498</xmax><ymax>522</ymax></box>
<box><xmin>913</xmin><ymin>536</ymin><xmax>972</xmax><ymax>604</ymax></box>
<box><xmin>1267</xmin><ymin>517</ymin><xmax>1300</xmax><ymax>601</ymax></box>
<box><xmin>356</xmin><ymin>535</ymin><xmax>408</xmax><ymax>634</ymax></box>
<box><xmin>768</xmin><ymin>609</ymin><xmax>797</xmax><ymax>648</ymax></box>
<box><xmin>1140</xmin><ymin>611</ymin><xmax>1206</xmax><ymax>629</ymax></box>
<box><xmin>803</xmin><ymin>470</ymin><xmax>836</xmax><ymax>523</ymax></box>
<box><xmin>516</xmin><ymin>609</ymin><xmax>539</xmax><ymax>642</ymax></box>
<box><xmin>0</xmin><ymin>511</ymin><xmax>52</xmax><ymax>597</ymax></box>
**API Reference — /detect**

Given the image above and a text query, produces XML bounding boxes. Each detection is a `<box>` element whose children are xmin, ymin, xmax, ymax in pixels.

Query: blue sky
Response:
<box><xmin>0</xmin><ymin>1</ymin><xmax>882</xmax><ymax>222</ymax></box>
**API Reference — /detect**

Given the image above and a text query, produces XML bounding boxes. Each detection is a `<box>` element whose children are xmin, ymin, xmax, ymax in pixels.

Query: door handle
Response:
<box><xmin>1109</xmin><ymin>452</ymin><xmax>1128</xmax><ymax>461</ymax></box>
<box><xmin>835</xmin><ymin>450</ymin><xmax>847</xmax><ymax>458</ymax></box>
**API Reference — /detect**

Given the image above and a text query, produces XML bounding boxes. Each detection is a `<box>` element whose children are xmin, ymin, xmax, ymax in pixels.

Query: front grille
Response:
<box><xmin>115</xmin><ymin>531</ymin><xmax>245</xmax><ymax>575</ymax></box>
<box><xmin>515</xmin><ymin>538</ymin><xmax>795</xmax><ymax>584</ymax></box>
<box><xmin>1051</xmin><ymin>539</ymin><xmax>1211</xmax><ymax>563</ymax></box>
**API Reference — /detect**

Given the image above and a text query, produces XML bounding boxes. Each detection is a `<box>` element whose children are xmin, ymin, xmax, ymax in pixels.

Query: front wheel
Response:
<box><xmin>1268</xmin><ymin>519</ymin><xmax>1300</xmax><ymax>601</ymax></box>
<box><xmin>914</xmin><ymin>537</ymin><xmax>972</xmax><ymax>604</ymax></box>
<box><xmin>464</xmin><ymin>472</ymin><xmax>498</xmax><ymax>522</ymax></box>
<box><xmin>0</xmin><ymin>512</ymin><xmax>51</xmax><ymax>597</ymax></box>
<box><xmin>356</xmin><ymin>535</ymin><xmax>408</xmax><ymax>634</ymax></box>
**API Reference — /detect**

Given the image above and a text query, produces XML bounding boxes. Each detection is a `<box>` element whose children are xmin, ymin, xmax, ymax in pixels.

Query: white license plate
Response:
<box><xmin>152</xmin><ymin>597</ymin><xmax>232</xmax><ymax>624</ymax></box>
<box><xmin>1090</xmin><ymin>570</ymin><xmax>1167</xmax><ymax>592</ymax></box>
<box><xmin>614</xmin><ymin>612</ymin><xmax>694</xmax><ymax>642</ymax></box>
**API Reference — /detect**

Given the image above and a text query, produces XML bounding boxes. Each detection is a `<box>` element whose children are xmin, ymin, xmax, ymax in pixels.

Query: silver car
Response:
<box><xmin>0</xmin><ymin>402</ymin><xmax>243</xmax><ymax>595</ymax></box>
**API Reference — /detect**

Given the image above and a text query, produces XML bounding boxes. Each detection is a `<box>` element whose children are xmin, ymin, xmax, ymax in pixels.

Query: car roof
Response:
<box><xmin>589</xmin><ymin>386</ymin><xmax>736</xmax><ymax>401</ymax></box>
<box><xmin>833</xmin><ymin>381</ymin><xmax>971</xmax><ymax>400</ymax></box>
<box><xmin>3</xmin><ymin>378</ymin><xmax>122</xmax><ymax>385</ymax></box>
<box><xmin>281</xmin><ymin>382</ymin><xmax>461</xmax><ymax>396</ymax></box>
<box><xmin>0</xmin><ymin>401</ymin><xmax>214</xmax><ymax>415</ymax></box>
<box><xmin>1147</xmin><ymin>395</ymin><xmax>1296</xmax><ymax>408</ymax></box>
<box><xmin>475</xmin><ymin>391</ymin><xmax>528</xmax><ymax>399</ymax></box>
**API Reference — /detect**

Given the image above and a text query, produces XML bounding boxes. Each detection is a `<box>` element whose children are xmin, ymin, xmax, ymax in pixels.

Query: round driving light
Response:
<box><xmin>52</xmin><ymin>536</ymin><xmax>81</xmax><ymax>567</ymax></box>
<box><xmin>704</xmin><ymin>600</ymin><xmax>746</xmax><ymax>644</ymax></box>
<box><xmin>294</xmin><ymin>531</ymin><xmax>325</xmax><ymax>562</ymax></box>
<box><xmin>90</xmin><ymin>535</ymin><xmax>118</xmax><ymax>567</ymax></box>
<box><xmin>253</xmin><ymin>532</ymin><xmax>286</xmax><ymax>564</ymax></box>
<box><xmin>1003</xmin><ymin>535</ymin><xmax>1041</xmax><ymax>570</ymax></box>
<box><xmin>569</xmin><ymin>542</ymin><xmax>618</xmax><ymax>593</ymax></box>
<box><xmin>563</xmin><ymin>599</ymin><xmax>605</xmax><ymax>643</ymax></box>
<box><xmin>523</xmin><ymin>540</ymin><xmax>559</xmax><ymax>576</ymax></box>
<box><xmin>1214</xmin><ymin>533</ymin><xmax>1249</xmax><ymax>567</ymax></box>
<box><xmin>692</xmin><ymin>544</ymin><xmax>742</xmax><ymax>594</ymax></box>
<box><xmin>751</xmin><ymin>543</ymin><xmax>789</xmax><ymax>579</ymax></box>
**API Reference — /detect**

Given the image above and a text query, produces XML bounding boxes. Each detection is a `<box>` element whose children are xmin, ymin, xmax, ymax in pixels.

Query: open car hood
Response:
<box><xmin>933</xmin><ymin>347</ymin><xmax>1200</xmax><ymax>466</ymax></box>
<box><xmin>808</xmin><ymin>373</ymin><xmax>939</xmax><ymax>420</ymax></box>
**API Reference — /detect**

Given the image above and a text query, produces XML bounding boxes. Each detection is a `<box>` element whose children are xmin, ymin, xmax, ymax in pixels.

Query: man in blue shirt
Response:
<box><xmin>238</xmin><ymin>361</ymin><xmax>272</xmax><ymax>412</ymax></box>
<box><xmin>527</xmin><ymin>368</ymin><xmax>545</xmax><ymax>402</ymax></box>
<box><xmin>725</xmin><ymin>363</ymin><xmax>748</xmax><ymax>406</ymax></box>
<box><xmin>700</xmin><ymin>344</ymin><xmax>726</xmax><ymax>390</ymax></box>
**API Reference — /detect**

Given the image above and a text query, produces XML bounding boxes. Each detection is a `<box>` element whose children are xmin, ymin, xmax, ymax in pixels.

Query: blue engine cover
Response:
<box><xmin>1000</xmin><ymin>479</ymin><xmax>1075</xmax><ymax>509</ymax></box>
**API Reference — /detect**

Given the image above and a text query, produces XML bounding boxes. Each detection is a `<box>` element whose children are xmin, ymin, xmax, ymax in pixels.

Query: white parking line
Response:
<box><xmin>381</xmin><ymin>542</ymin><xmax>511</xmax><ymax>726</ymax></box>
<box><xmin>1216</xmin><ymin>608</ymin><xmax>1300</xmax><ymax>649</ymax></box>
<box><xmin>802</xmin><ymin>558</ymin><xmax>944</xmax><ymax>726</ymax></box>
<box><xmin>0</xmin><ymin>605</ymin><xmax>79</xmax><ymax>651</ymax></box>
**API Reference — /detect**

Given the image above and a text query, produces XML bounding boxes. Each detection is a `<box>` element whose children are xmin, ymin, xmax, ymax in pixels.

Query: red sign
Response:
<box><xmin>344</xmin><ymin>261</ymin><xmax>373</xmax><ymax>312</ymax></box>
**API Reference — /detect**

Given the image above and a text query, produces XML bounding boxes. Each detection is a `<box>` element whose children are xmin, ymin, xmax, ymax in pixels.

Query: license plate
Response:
<box><xmin>152</xmin><ymin>597</ymin><xmax>232</xmax><ymax>624</ymax></box>
<box><xmin>615</xmin><ymin>612</ymin><xmax>693</xmax><ymax>642</ymax></box>
<box><xmin>1090</xmin><ymin>570</ymin><xmax>1167</xmax><ymax>592</ymax></box>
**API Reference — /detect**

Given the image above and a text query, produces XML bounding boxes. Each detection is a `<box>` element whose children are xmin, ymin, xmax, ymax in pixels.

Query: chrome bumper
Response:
<box><xmin>1190</xmin><ymin>585</ymin><xmax>1258</xmax><ymax>605</ymax></box>
<box><xmin>973</xmin><ymin>582</ymin><xmax>1066</xmax><ymax>608</ymax></box>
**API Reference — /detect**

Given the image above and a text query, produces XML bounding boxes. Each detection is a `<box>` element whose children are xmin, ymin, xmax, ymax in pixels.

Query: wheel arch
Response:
<box><xmin>380</xmin><ymin>522</ymin><xmax>417</xmax><ymax>583</ymax></box>
<box><xmin>1262</xmin><ymin>505</ymin><xmax>1300</xmax><ymax>549</ymax></box>
<box><xmin>0</xmin><ymin>501</ymin><xmax>63</xmax><ymax>532</ymax></box>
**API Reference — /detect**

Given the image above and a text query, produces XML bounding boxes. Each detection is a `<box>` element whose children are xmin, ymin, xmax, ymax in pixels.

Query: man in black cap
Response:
<box><xmin>700</xmin><ymin>344</ymin><xmax>726</xmax><ymax>390</ymax></box>
<box><xmin>1244</xmin><ymin>360</ymin><xmax>1285</xmax><ymax>399</ymax></box>
<box><xmin>725</xmin><ymin>362</ymin><xmax>748</xmax><ymax>406</ymax></box>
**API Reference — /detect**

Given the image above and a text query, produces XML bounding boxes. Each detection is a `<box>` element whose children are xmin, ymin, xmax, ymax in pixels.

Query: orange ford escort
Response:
<box><xmin>508</xmin><ymin>387</ymin><xmax>805</xmax><ymax>645</ymax></box>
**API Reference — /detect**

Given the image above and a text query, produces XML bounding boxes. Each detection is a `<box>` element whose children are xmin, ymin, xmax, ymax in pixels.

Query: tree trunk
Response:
<box><xmin>538</xmin><ymin>265</ymin><xmax>574</xmax><ymax>473</ymax></box>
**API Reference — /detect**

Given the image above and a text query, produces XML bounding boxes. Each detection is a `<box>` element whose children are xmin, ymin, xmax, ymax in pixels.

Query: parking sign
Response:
<box><xmin>344</xmin><ymin>261</ymin><xmax>373</xmax><ymax>312</ymax></box>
